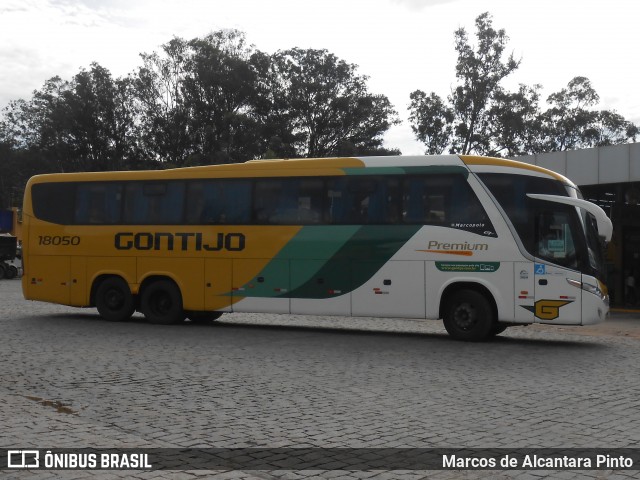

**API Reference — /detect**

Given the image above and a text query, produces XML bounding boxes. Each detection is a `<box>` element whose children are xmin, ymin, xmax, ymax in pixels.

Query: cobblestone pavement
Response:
<box><xmin>1</xmin><ymin>278</ymin><xmax>640</xmax><ymax>479</ymax></box>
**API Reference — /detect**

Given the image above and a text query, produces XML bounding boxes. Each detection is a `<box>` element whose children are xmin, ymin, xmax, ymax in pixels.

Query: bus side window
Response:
<box><xmin>75</xmin><ymin>183</ymin><xmax>123</xmax><ymax>225</ymax></box>
<box><xmin>363</xmin><ymin>177</ymin><xmax>400</xmax><ymax>224</ymax></box>
<box><xmin>326</xmin><ymin>178</ymin><xmax>348</xmax><ymax>223</ymax></box>
<box><xmin>327</xmin><ymin>177</ymin><xmax>369</xmax><ymax>224</ymax></box>
<box><xmin>220</xmin><ymin>180</ymin><xmax>251</xmax><ymax>224</ymax></box>
<box><xmin>403</xmin><ymin>176</ymin><xmax>449</xmax><ymax>224</ymax></box>
<box><xmin>31</xmin><ymin>183</ymin><xmax>76</xmax><ymax>225</ymax></box>
<box><xmin>186</xmin><ymin>182</ymin><xmax>206</xmax><ymax>224</ymax></box>
<box><xmin>254</xmin><ymin>178</ymin><xmax>322</xmax><ymax>225</ymax></box>
<box><xmin>289</xmin><ymin>179</ymin><xmax>323</xmax><ymax>224</ymax></box>
<box><xmin>254</xmin><ymin>180</ymin><xmax>281</xmax><ymax>223</ymax></box>
<box><xmin>187</xmin><ymin>180</ymin><xmax>251</xmax><ymax>224</ymax></box>
<box><xmin>402</xmin><ymin>174</ymin><xmax>493</xmax><ymax>234</ymax></box>
<box><xmin>124</xmin><ymin>182</ymin><xmax>185</xmax><ymax>224</ymax></box>
<box><xmin>325</xmin><ymin>177</ymin><xmax>399</xmax><ymax>225</ymax></box>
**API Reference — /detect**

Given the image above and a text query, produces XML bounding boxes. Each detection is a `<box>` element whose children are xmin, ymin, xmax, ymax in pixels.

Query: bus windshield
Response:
<box><xmin>478</xmin><ymin>172</ymin><xmax>604</xmax><ymax>280</ymax></box>
<box><xmin>570</xmin><ymin>185</ymin><xmax>606</xmax><ymax>277</ymax></box>
<box><xmin>583</xmin><ymin>210</ymin><xmax>606</xmax><ymax>277</ymax></box>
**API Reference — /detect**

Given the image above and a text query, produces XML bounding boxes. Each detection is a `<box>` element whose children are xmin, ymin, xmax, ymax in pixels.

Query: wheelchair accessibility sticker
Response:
<box><xmin>534</xmin><ymin>264</ymin><xmax>546</xmax><ymax>275</ymax></box>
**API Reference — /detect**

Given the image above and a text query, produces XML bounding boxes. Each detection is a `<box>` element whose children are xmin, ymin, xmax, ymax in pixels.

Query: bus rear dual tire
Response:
<box><xmin>95</xmin><ymin>276</ymin><xmax>221</xmax><ymax>325</ymax></box>
<box><xmin>140</xmin><ymin>279</ymin><xmax>185</xmax><ymax>325</ymax></box>
<box><xmin>139</xmin><ymin>280</ymin><xmax>224</xmax><ymax>324</ymax></box>
<box><xmin>94</xmin><ymin>276</ymin><xmax>181</xmax><ymax>324</ymax></box>
<box><xmin>95</xmin><ymin>277</ymin><xmax>135</xmax><ymax>322</ymax></box>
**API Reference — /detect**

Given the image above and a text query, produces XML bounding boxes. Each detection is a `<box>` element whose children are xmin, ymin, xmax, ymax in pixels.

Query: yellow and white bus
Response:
<box><xmin>21</xmin><ymin>155</ymin><xmax>612</xmax><ymax>341</ymax></box>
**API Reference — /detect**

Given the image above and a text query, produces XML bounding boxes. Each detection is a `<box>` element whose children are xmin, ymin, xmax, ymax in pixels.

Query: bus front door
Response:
<box><xmin>532</xmin><ymin>210</ymin><xmax>582</xmax><ymax>324</ymax></box>
<box><xmin>534</xmin><ymin>263</ymin><xmax>582</xmax><ymax>324</ymax></box>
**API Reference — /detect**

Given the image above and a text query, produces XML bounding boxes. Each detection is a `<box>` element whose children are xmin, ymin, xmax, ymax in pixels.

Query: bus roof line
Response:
<box><xmin>460</xmin><ymin>155</ymin><xmax>571</xmax><ymax>184</ymax></box>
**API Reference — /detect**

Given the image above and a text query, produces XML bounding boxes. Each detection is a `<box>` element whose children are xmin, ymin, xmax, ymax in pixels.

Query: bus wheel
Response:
<box><xmin>5</xmin><ymin>265</ymin><xmax>17</xmax><ymax>280</ymax></box>
<box><xmin>0</xmin><ymin>264</ymin><xmax>5</xmax><ymax>280</ymax></box>
<box><xmin>141</xmin><ymin>279</ymin><xmax>184</xmax><ymax>325</ymax></box>
<box><xmin>443</xmin><ymin>289</ymin><xmax>494</xmax><ymax>341</ymax></box>
<box><xmin>95</xmin><ymin>277</ymin><xmax>135</xmax><ymax>322</ymax></box>
<box><xmin>186</xmin><ymin>311</ymin><xmax>223</xmax><ymax>323</ymax></box>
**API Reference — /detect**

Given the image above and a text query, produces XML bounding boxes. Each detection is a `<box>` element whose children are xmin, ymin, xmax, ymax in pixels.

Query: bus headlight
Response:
<box><xmin>582</xmin><ymin>281</ymin><xmax>604</xmax><ymax>299</ymax></box>
<box><xmin>566</xmin><ymin>278</ymin><xmax>607</xmax><ymax>300</ymax></box>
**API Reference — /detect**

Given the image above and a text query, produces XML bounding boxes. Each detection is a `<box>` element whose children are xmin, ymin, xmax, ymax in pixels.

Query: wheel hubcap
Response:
<box><xmin>453</xmin><ymin>303</ymin><xmax>477</xmax><ymax>331</ymax></box>
<box><xmin>105</xmin><ymin>289</ymin><xmax>124</xmax><ymax>310</ymax></box>
<box><xmin>151</xmin><ymin>292</ymin><xmax>172</xmax><ymax>316</ymax></box>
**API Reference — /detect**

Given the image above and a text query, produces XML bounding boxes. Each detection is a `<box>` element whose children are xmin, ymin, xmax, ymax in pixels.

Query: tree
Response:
<box><xmin>181</xmin><ymin>30</ymin><xmax>271</xmax><ymax>164</ymax></box>
<box><xmin>409</xmin><ymin>13</ymin><xmax>638</xmax><ymax>156</ymax></box>
<box><xmin>132</xmin><ymin>30</ymin><xmax>285</xmax><ymax>165</ymax></box>
<box><xmin>1</xmin><ymin>28</ymin><xmax>403</xmax><ymax>199</ymax></box>
<box><xmin>0</xmin><ymin>63</ymin><xmax>140</xmax><ymax>172</ymax></box>
<box><xmin>409</xmin><ymin>12</ymin><xmax>521</xmax><ymax>155</ymax></box>
<box><xmin>488</xmin><ymin>83</ymin><xmax>543</xmax><ymax>156</ymax></box>
<box><xmin>133</xmin><ymin>37</ymin><xmax>192</xmax><ymax>166</ymax></box>
<box><xmin>541</xmin><ymin>76</ymin><xmax>638</xmax><ymax>150</ymax></box>
<box><xmin>408</xmin><ymin>91</ymin><xmax>453</xmax><ymax>155</ymax></box>
<box><xmin>268</xmin><ymin>48</ymin><xmax>400</xmax><ymax>158</ymax></box>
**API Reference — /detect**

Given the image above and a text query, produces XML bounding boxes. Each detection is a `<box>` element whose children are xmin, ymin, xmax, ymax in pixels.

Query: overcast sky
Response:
<box><xmin>1</xmin><ymin>0</ymin><xmax>639</xmax><ymax>155</ymax></box>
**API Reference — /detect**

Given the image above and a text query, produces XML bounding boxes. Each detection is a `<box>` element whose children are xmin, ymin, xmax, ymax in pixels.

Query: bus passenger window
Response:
<box><xmin>75</xmin><ymin>183</ymin><xmax>123</xmax><ymax>225</ymax></box>
<box><xmin>220</xmin><ymin>181</ymin><xmax>251</xmax><ymax>224</ymax></box>
<box><xmin>124</xmin><ymin>182</ymin><xmax>185</xmax><ymax>224</ymax></box>
<box><xmin>402</xmin><ymin>174</ymin><xmax>494</xmax><ymax>235</ymax></box>
<box><xmin>326</xmin><ymin>177</ymin><xmax>398</xmax><ymax>224</ymax></box>
<box><xmin>403</xmin><ymin>176</ymin><xmax>451</xmax><ymax>224</ymax></box>
<box><xmin>186</xmin><ymin>180</ymin><xmax>251</xmax><ymax>224</ymax></box>
<box><xmin>254</xmin><ymin>178</ymin><xmax>323</xmax><ymax>225</ymax></box>
<box><xmin>186</xmin><ymin>182</ymin><xmax>205</xmax><ymax>224</ymax></box>
<box><xmin>31</xmin><ymin>182</ymin><xmax>76</xmax><ymax>225</ymax></box>
<box><xmin>327</xmin><ymin>178</ymin><xmax>372</xmax><ymax>224</ymax></box>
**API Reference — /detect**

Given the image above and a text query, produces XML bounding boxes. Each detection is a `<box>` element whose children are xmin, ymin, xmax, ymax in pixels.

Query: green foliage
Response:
<box><xmin>409</xmin><ymin>12</ymin><xmax>639</xmax><ymax>156</ymax></box>
<box><xmin>267</xmin><ymin>48</ymin><xmax>400</xmax><ymax>158</ymax></box>
<box><xmin>1</xmin><ymin>64</ymin><xmax>143</xmax><ymax>172</ymax></box>
<box><xmin>541</xmin><ymin>76</ymin><xmax>639</xmax><ymax>150</ymax></box>
<box><xmin>408</xmin><ymin>91</ymin><xmax>453</xmax><ymax>155</ymax></box>
<box><xmin>0</xmin><ymin>30</ymin><xmax>400</xmax><ymax>204</ymax></box>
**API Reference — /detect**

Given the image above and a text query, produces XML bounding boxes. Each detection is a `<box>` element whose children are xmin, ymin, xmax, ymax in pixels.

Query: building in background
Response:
<box><xmin>516</xmin><ymin>143</ymin><xmax>640</xmax><ymax>306</ymax></box>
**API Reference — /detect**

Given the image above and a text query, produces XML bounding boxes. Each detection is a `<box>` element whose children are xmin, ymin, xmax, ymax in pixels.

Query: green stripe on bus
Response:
<box><xmin>234</xmin><ymin>226</ymin><xmax>359</xmax><ymax>298</ymax></box>
<box><xmin>233</xmin><ymin>225</ymin><xmax>422</xmax><ymax>299</ymax></box>
<box><xmin>287</xmin><ymin>225</ymin><xmax>422</xmax><ymax>298</ymax></box>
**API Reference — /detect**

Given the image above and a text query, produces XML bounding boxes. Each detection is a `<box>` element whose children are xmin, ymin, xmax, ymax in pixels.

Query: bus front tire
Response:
<box><xmin>95</xmin><ymin>277</ymin><xmax>135</xmax><ymax>322</ymax></box>
<box><xmin>443</xmin><ymin>289</ymin><xmax>494</xmax><ymax>341</ymax></box>
<box><xmin>141</xmin><ymin>279</ymin><xmax>184</xmax><ymax>325</ymax></box>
